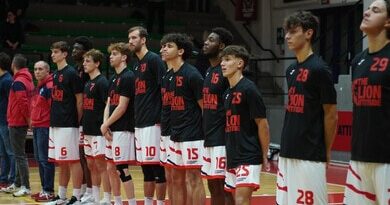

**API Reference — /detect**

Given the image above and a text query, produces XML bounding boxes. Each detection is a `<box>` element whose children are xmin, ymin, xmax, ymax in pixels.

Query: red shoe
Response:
<box><xmin>31</xmin><ymin>191</ymin><xmax>42</xmax><ymax>199</ymax></box>
<box><xmin>35</xmin><ymin>192</ymin><xmax>55</xmax><ymax>202</ymax></box>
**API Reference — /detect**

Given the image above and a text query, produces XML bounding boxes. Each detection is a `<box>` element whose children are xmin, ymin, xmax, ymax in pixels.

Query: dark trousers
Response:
<box><xmin>9</xmin><ymin>126</ymin><xmax>30</xmax><ymax>188</ymax></box>
<box><xmin>33</xmin><ymin>127</ymin><xmax>55</xmax><ymax>192</ymax></box>
<box><xmin>0</xmin><ymin>125</ymin><xmax>15</xmax><ymax>184</ymax></box>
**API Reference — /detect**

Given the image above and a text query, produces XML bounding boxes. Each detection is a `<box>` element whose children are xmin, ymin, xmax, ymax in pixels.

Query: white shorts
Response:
<box><xmin>201</xmin><ymin>146</ymin><xmax>227</xmax><ymax>179</ymax></box>
<box><xmin>276</xmin><ymin>157</ymin><xmax>327</xmax><ymax>205</ymax></box>
<box><xmin>105</xmin><ymin>131</ymin><xmax>136</xmax><ymax>165</ymax></box>
<box><xmin>167</xmin><ymin>139</ymin><xmax>204</xmax><ymax>169</ymax></box>
<box><xmin>79</xmin><ymin>126</ymin><xmax>84</xmax><ymax>147</ymax></box>
<box><xmin>159</xmin><ymin>136</ymin><xmax>170</xmax><ymax>165</ymax></box>
<box><xmin>48</xmin><ymin>127</ymin><xmax>80</xmax><ymax>163</ymax></box>
<box><xmin>135</xmin><ymin>125</ymin><xmax>161</xmax><ymax>165</ymax></box>
<box><xmin>224</xmin><ymin>164</ymin><xmax>261</xmax><ymax>192</ymax></box>
<box><xmin>343</xmin><ymin>160</ymin><xmax>390</xmax><ymax>205</ymax></box>
<box><xmin>84</xmin><ymin>135</ymin><xmax>106</xmax><ymax>159</ymax></box>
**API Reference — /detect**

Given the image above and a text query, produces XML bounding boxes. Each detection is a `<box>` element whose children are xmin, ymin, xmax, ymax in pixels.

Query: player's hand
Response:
<box><xmin>100</xmin><ymin>123</ymin><xmax>112</xmax><ymax>141</ymax></box>
<box><xmin>262</xmin><ymin>157</ymin><xmax>271</xmax><ymax>172</ymax></box>
<box><xmin>104</xmin><ymin>129</ymin><xmax>113</xmax><ymax>141</ymax></box>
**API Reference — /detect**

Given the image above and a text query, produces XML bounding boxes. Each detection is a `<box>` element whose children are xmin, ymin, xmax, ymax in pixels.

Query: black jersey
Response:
<box><xmin>280</xmin><ymin>54</ymin><xmax>336</xmax><ymax>162</ymax></box>
<box><xmin>82</xmin><ymin>75</ymin><xmax>108</xmax><ymax>136</ymax></box>
<box><xmin>351</xmin><ymin>43</ymin><xmax>390</xmax><ymax>163</ymax></box>
<box><xmin>108</xmin><ymin>68</ymin><xmax>135</xmax><ymax>132</ymax></box>
<box><xmin>223</xmin><ymin>77</ymin><xmax>266</xmax><ymax>169</ymax></box>
<box><xmin>50</xmin><ymin>65</ymin><xmax>83</xmax><ymax>127</ymax></box>
<box><xmin>161</xmin><ymin>69</ymin><xmax>173</xmax><ymax>136</ymax></box>
<box><xmin>170</xmin><ymin>62</ymin><xmax>204</xmax><ymax>142</ymax></box>
<box><xmin>133</xmin><ymin>51</ymin><xmax>165</xmax><ymax>127</ymax></box>
<box><xmin>203</xmin><ymin>65</ymin><xmax>229</xmax><ymax>147</ymax></box>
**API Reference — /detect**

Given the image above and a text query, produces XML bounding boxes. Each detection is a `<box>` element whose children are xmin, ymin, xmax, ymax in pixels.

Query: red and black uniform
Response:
<box><xmin>161</xmin><ymin>69</ymin><xmax>173</xmax><ymax>137</ymax></box>
<box><xmin>31</xmin><ymin>75</ymin><xmax>53</xmax><ymax>127</ymax></box>
<box><xmin>133</xmin><ymin>51</ymin><xmax>165</xmax><ymax>127</ymax></box>
<box><xmin>82</xmin><ymin>74</ymin><xmax>108</xmax><ymax>136</ymax></box>
<box><xmin>170</xmin><ymin>62</ymin><xmax>204</xmax><ymax>142</ymax></box>
<box><xmin>351</xmin><ymin>43</ymin><xmax>390</xmax><ymax>163</ymax></box>
<box><xmin>280</xmin><ymin>54</ymin><xmax>336</xmax><ymax>162</ymax></box>
<box><xmin>108</xmin><ymin>68</ymin><xmax>135</xmax><ymax>132</ymax></box>
<box><xmin>50</xmin><ymin>65</ymin><xmax>83</xmax><ymax>128</ymax></box>
<box><xmin>203</xmin><ymin>65</ymin><xmax>229</xmax><ymax>147</ymax></box>
<box><xmin>223</xmin><ymin>77</ymin><xmax>266</xmax><ymax>169</ymax></box>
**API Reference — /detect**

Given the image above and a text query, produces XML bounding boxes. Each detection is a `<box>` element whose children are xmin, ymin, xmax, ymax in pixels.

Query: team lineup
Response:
<box><xmin>0</xmin><ymin>0</ymin><xmax>389</xmax><ymax>204</ymax></box>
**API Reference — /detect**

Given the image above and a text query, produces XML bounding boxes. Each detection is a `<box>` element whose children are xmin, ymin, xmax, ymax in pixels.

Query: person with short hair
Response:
<box><xmin>201</xmin><ymin>27</ymin><xmax>234</xmax><ymax>205</ymax></box>
<box><xmin>101</xmin><ymin>42</ymin><xmax>136</xmax><ymax>205</ymax></box>
<box><xmin>0</xmin><ymin>52</ymin><xmax>15</xmax><ymax>191</ymax></box>
<box><xmin>344</xmin><ymin>1</ymin><xmax>390</xmax><ymax>204</ymax></box>
<box><xmin>128</xmin><ymin>26</ymin><xmax>166</xmax><ymax>205</ymax></box>
<box><xmin>276</xmin><ymin>11</ymin><xmax>338</xmax><ymax>205</ymax></box>
<box><xmin>30</xmin><ymin>60</ymin><xmax>55</xmax><ymax>202</ymax></box>
<box><xmin>47</xmin><ymin>41</ymin><xmax>84</xmax><ymax>205</ymax></box>
<box><xmin>5</xmin><ymin>54</ymin><xmax>34</xmax><ymax>197</ymax></box>
<box><xmin>81</xmin><ymin>49</ymin><xmax>111</xmax><ymax>204</ymax></box>
<box><xmin>160</xmin><ymin>33</ymin><xmax>205</xmax><ymax>205</ymax></box>
<box><xmin>220</xmin><ymin>45</ymin><xmax>270</xmax><ymax>205</ymax></box>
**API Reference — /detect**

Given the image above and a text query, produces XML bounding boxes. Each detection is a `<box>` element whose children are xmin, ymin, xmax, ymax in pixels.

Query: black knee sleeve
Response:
<box><xmin>116</xmin><ymin>164</ymin><xmax>132</xmax><ymax>182</ymax></box>
<box><xmin>141</xmin><ymin>164</ymin><xmax>166</xmax><ymax>183</ymax></box>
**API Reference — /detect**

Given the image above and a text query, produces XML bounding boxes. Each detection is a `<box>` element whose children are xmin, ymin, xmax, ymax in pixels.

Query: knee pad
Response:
<box><xmin>141</xmin><ymin>165</ymin><xmax>166</xmax><ymax>183</ymax></box>
<box><xmin>116</xmin><ymin>164</ymin><xmax>132</xmax><ymax>182</ymax></box>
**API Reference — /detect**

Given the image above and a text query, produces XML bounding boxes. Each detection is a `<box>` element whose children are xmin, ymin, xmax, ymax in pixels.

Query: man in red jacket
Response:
<box><xmin>30</xmin><ymin>60</ymin><xmax>55</xmax><ymax>202</ymax></box>
<box><xmin>4</xmin><ymin>54</ymin><xmax>34</xmax><ymax>197</ymax></box>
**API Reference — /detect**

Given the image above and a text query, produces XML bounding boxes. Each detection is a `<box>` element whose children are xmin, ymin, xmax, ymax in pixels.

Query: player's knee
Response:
<box><xmin>141</xmin><ymin>165</ymin><xmax>166</xmax><ymax>183</ymax></box>
<box><xmin>116</xmin><ymin>164</ymin><xmax>132</xmax><ymax>182</ymax></box>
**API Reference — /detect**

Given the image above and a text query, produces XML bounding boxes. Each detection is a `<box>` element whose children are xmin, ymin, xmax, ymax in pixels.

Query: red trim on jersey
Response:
<box><xmin>346</xmin><ymin>183</ymin><xmax>376</xmax><ymax>201</ymax></box>
<box><xmin>53</xmin><ymin>159</ymin><xmax>81</xmax><ymax>163</ymax></box>
<box><xmin>136</xmin><ymin>161</ymin><xmax>161</xmax><ymax>165</ymax></box>
<box><xmin>106</xmin><ymin>145</ymin><xmax>112</xmax><ymax>149</ymax></box>
<box><xmin>160</xmin><ymin>147</ymin><xmax>166</xmax><ymax>152</ymax></box>
<box><xmin>224</xmin><ymin>187</ymin><xmax>235</xmax><ymax>193</ymax></box>
<box><xmin>277</xmin><ymin>171</ymin><xmax>284</xmax><ymax>178</ymax></box>
<box><xmin>201</xmin><ymin>174</ymin><xmax>225</xmax><ymax>179</ymax></box>
<box><xmin>48</xmin><ymin>146</ymin><xmax>55</xmax><ymax>149</ymax></box>
<box><xmin>203</xmin><ymin>156</ymin><xmax>211</xmax><ymax>163</ymax></box>
<box><xmin>348</xmin><ymin>165</ymin><xmax>361</xmax><ymax>181</ymax></box>
<box><xmin>276</xmin><ymin>183</ymin><xmax>288</xmax><ymax>192</ymax></box>
<box><xmin>84</xmin><ymin>144</ymin><xmax>92</xmax><ymax>148</ymax></box>
<box><xmin>113</xmin><ymin>160</ymin><xmax>136</xmax><ymax>165</ymax></box>
<box><xmin>236</xmin><ymin>183</ymin><xmax>259</xmax><ymax>191</ymax></box>
<box><xmin>164</xmin><ymin>162</ymin><xmax>201</xmax><ymax>169</ymax></box>
<box><xmin>135</xmin><ymin>146</ymin><xmax>141</xmax><ymax>151</ymax></box>
<box><xmin>169</xmin><ymin>146</ymin><xmax>182</xmax><ymax>155</ymax></box>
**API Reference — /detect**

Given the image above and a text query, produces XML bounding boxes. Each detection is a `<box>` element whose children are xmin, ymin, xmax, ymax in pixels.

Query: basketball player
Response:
<box><xmin>101</xmin><ymin>42</ymin><xmax>136</xmax><ymax>205</ymax></box>
<box><xmin>276</xmin><ymin>11</ymin><xmax>338</xmax><ymax>205</ymax></box>
<box><xmin>128</xmin><ymin>26</ymin><xmax>166</xmax><ymax>205</ymax></box>
<box><xmin>344</xmin><ymin>1</ymin><xmax>390</xmax><ymax>204</ymax></box>
<box><xmin>220</xmin><ymin>45</ymin><xmax>270</xmax><ymax>205</ymax></box>
<box><xmin>160</xmin><ymin>33</ymin><xmax>205</xmax><ymax>205</ymax></box>
<box><xmin>81</xmin><ymin>49</ymin><xmax>112</xmax><ymax>204</ymax></box>
<box><xmin>47</xmin><ymin>41</ymin><xmax>84</xmax><ymax>205</ymax></box>
<box><xmin>201</xmin><ymin>27</ymin><xmax>234</xmax><ymax>205</ymax></box>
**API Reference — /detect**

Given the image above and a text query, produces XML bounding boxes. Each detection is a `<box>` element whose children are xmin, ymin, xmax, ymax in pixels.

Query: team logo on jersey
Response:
<box><xmin>89</xmin><ymin>83</ymin><xmax>95</xmax><ymax>91</ymax></box>
<box><xmin>58</xmin><ymin>74</ymin><xmax>63</xmax><ymax>82</ymax></box>
<box><xmin>286</xmin><ymin>86</ymin><xmax>304</xmax><ymax>113</ymax></box>
<box><xmin>289</xmin><ymin>69</ymin><xmax>295</xmax><ymax>75</ymax></box>
<box><xmin>352</xmin><ymin>77</ymin><xmax>381</xmax><ymax>107</ymax></box>
<box><xmin>206</xmin><ymin>72</ymin><xmax>210</xmax><ymax>77</ymax></box>
<box><xmin>225</xmin><ymin>109</ymin><xmax>240</xmax><ymax>132</ymax></box>
<box><xmin>357</xmin><ymin>59</ymin><xmax>365</xmax><ymax>66</ymax></box>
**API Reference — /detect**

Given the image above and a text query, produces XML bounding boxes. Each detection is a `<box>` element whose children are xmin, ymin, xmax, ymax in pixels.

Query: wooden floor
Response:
<box><xmin>0</xmin><ymin>161</ymin><xmax>346</xmax><ymax>205</ymax></box>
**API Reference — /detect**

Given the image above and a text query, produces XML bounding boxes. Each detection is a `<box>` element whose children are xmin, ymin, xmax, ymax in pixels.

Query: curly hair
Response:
<box><xmin>211</xmin><ymin>27</ymin><xmax>234</xmax><ymax>46</ymax></box>
<box><xmin>160</xmin><ymin>33</ymin><xmax>193</xmax><ymax>60</ymax></box>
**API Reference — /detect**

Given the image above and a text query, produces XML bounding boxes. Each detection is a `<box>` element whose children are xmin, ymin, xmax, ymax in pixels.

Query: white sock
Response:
<box><xmin>144</xmin><ymin>197</ymin><xmax>153</xmax><ymax>205</ymax></box>
<box><xmin>58</xmin><ymin>186</ymin><xmax>67</xmax><ymax>199</ymax></box>
<box><xmin>157</xmin><ymin>200</ymin><xmax>164</xmax><ymax>205</ymax></box>
<box><xmin>128</xmin><ymin>198</ymin><xmax>136</xmax><ymax>205</ymax></box>
<box><xmin>72</xmin><ymin>188</ymin><xmax>81</xmax><ymax>200</ymax></box>
<box><xmin>103</xmin><ymin>192</ymin><xmax>111</xmax><ymax>201</ymax></box>
<box><xmin>92</xmin><ymin>186</ymin><xmax>100</xmax><ymax>202</ymax></box>
<box><xmin>81</xmin><ymin>184</ymin><xmax>87</xmax><ymax>194</ymax></box>
<box><xmin>114</xmin><ymin>196</ymin><xmax>122</xmax><ymax>205</ymax></box>
<box><xmin>86</xmin><ymin>187</ymin><xmax>92</xmax><ymax>194</ymax></box>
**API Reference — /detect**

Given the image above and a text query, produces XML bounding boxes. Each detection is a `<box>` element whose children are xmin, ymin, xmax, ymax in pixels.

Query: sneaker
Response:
<box><xmin>12</xmin><ymin>186</ymin><xmax>31</xmax><ymax>197</ymax></box>
<box><xmin>80</xmin><ymin>192</ymin><xmax>94</xmax><ymax>204</ymax></box>
<box><xmin>99</xmin><ymin>198</ymin><xmax>111</xmax><ymax>205</ymax></box>
<box><xmin>31</xmin><ymin>191</ymin><xmax>44</xmax><ymax>199</ymax></box>
<box><xmin>35</xmin><ymin>192</ymin><xmax>55</xmax><ymax>202</ymax></box>
<box><xmin>45</xmin><ymin>195</ymin><xmax>68</xmax><ymax>205</ymax></box>
<box><xmin>67</xmin><ymin>196</ymin><xmax>81</xmax><ymax>205</ymax></box>
<box><xmin>1</xmin><ymin>183</ymin><xmax>18</xmax><ymax>193</ymax></box>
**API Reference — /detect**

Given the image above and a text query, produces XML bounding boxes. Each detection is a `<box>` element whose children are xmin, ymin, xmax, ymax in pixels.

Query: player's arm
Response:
<box><xmin>75</xmin><ymin>93</ymin><xmax>83</xmax><ymax>123</ymax></box>
<box><xmin>255</xmin><ymin>118</ymin><xmax>270</xmax><ymax>166</ymax></box>
<box><xmin>103</xmin><ymin>96</ymin><xmax>129</xmax><ymax>128</ymax></box>
<box><xmin>323</xmin><ymin>104</ymin><xmax>338</xmax><ymax>164</ymax></box>
<box><xmin>103</xmin><ymin>98</ymin><xmax>110</xmax><ymax>123</ymax></box>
